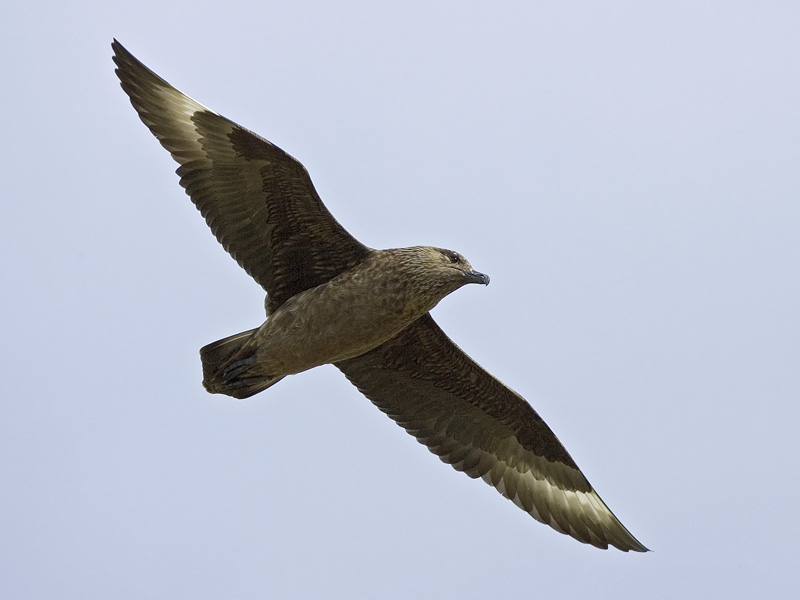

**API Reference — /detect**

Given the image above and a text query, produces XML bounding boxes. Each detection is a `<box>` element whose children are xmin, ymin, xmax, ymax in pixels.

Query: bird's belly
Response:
<box><xmin>251</xmin><ymin>282</ymin><xmax>422</xmax><ymax>377</ymax></box>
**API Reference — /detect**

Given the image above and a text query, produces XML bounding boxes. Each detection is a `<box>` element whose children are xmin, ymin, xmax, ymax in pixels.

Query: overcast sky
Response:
<box><xmin>3</xmin><ymin>1</ymin><xmax>799</xmax><ymax>598</ymax></box>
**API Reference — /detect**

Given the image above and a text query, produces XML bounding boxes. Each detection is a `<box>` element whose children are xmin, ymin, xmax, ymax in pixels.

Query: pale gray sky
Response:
<box><xmin>3</xmin><ymin>1</ymin><xmax>799</xmax><ymax>598</ymax></box>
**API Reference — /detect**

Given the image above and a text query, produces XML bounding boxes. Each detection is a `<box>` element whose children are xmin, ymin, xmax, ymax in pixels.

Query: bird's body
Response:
<box><xmin>202</xmin><ymin>246</ymin><xmax>488</xmax><ymax>398</ymax></box>
<box><xmin>113</xmin><ymin>39</ymin><xmax>648</xmax><ymax>552</ymax></box>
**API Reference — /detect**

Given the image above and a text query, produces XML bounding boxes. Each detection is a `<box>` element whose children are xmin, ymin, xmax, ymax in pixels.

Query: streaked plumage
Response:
<box><xmin>112</xmin><ymin>39</ymin><xmax>647</xmax><ymax>552</ymax></box>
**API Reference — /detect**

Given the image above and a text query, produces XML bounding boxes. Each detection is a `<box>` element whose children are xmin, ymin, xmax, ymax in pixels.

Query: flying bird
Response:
<box><xmin>112</xmin><ymin>39</ymin><xmax>647</xmax><ymax>552</ymax></box>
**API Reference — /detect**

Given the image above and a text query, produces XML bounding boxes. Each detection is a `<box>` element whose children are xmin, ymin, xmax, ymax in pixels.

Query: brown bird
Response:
<box><xmin>112</xmin><ymin>39</ymin><xmax>648</xmax><ymax>552</ymax></box>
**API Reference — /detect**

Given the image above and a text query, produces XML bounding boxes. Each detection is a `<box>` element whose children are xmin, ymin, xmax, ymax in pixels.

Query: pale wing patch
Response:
<box><xmin>153</xmin><ymin>84</ymin><xmax>210</xmax><ymax>120</ymax></box>
<box><xmin>131</xmin><ymin>81</ymin><xmax>217</xmax><ymax>165</ymax></box>
<box><xmin>431</xmin><ymin>434</ymin><xmax>647</xmax><ymax>551</ymax></box>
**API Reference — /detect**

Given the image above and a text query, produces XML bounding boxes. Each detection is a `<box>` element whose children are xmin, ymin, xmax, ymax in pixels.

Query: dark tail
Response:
<box><xmin>200</xmin><ymin>328</ymin><xmax>285</xmax><ymax>399</ymax></box>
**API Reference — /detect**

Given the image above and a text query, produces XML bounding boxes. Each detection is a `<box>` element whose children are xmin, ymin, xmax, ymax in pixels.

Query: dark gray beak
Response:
<box><xmin>465</xmin><ymin>270</ymin><xmax>490</xmax><ymax>285</ymax></box>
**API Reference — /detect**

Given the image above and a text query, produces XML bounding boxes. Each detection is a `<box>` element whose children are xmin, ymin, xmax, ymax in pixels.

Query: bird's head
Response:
<box><xmin>386</xmin><ymin>246</ymin><xmax>489</xmax><ymax>314</ymax></box>
<box><xmin>432</xmin><ymin>247</ymin><xmax>490</xmax><ymax>287</ymax></box>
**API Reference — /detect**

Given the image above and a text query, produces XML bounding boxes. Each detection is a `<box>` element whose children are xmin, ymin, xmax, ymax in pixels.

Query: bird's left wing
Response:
<box><xmin>337</xmin><ymin>314</ymin><xmax>648</xmax><ymax>552</ymax></box>
<box><xmin>112</xmin><ymin>40</ymin><xmax>370</xmax><ymax>311</ymax></box>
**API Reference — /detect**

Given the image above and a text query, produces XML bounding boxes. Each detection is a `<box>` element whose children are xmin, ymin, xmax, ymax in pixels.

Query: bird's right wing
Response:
<box><xmin>337</xmin><ymin>314</ymin><xmax>648</xmax><ymax>552</ymax></box>
<box><xmin>112</xmin><ymin>40</ymin><xmax>370</xmax><ymax>311</ymax></box>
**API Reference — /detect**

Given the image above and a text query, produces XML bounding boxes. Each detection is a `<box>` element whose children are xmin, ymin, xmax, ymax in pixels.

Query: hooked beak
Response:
<box><xmin>464</xmin><ymin>270</ymin><xmax>490</xmax><ymax>285</ymax></box>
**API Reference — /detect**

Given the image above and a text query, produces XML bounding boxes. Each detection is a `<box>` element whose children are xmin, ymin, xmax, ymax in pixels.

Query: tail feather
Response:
<box><xmin>200</xmin><ymin>328</ymin><xmax>284</xmax><ymax>399</ymax></box>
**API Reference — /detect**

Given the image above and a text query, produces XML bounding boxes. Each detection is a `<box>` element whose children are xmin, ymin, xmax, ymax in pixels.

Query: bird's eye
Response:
<box><xmin>448</xmin><ymin>253</ymin><xmax>460</xmax><ymax>264</ymax></box>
